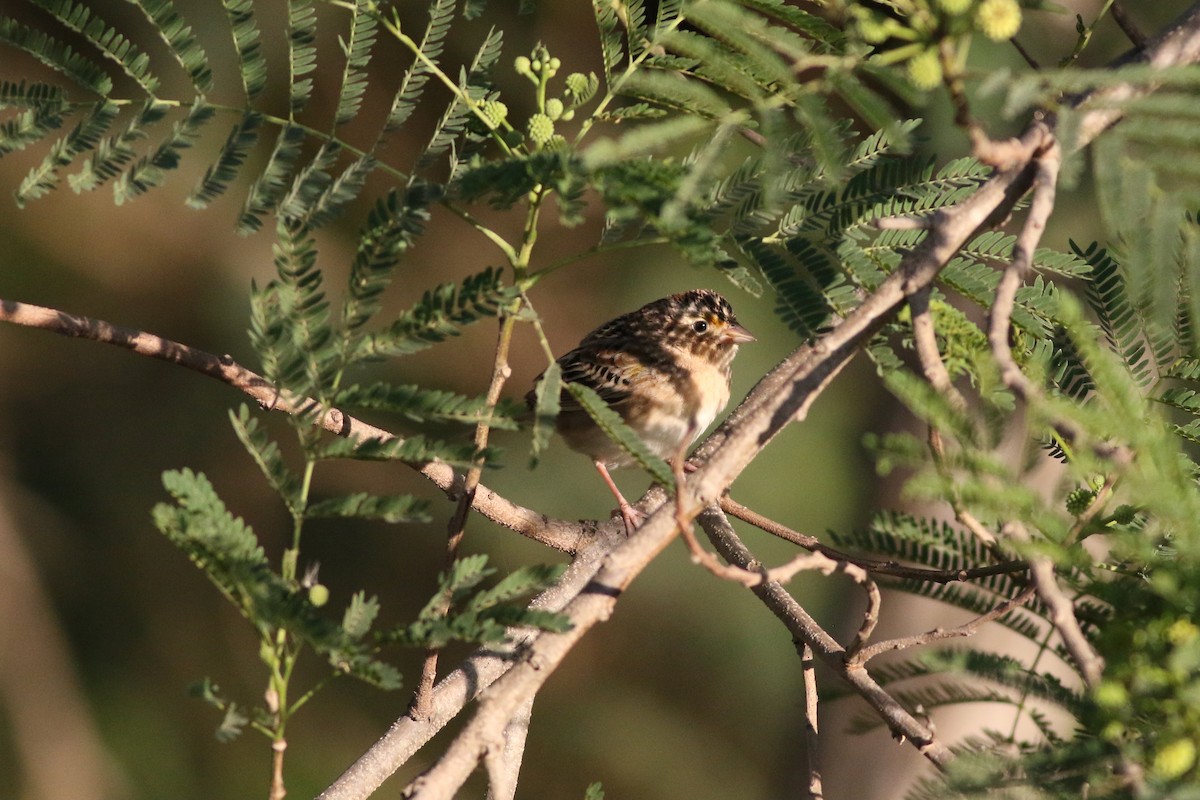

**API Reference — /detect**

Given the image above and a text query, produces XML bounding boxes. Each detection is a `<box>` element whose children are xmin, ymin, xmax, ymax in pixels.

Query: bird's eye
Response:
<box><xmin>691</xmin><ymin>319</ymin><xmax>708</xmax><ymax>334</ymax></box>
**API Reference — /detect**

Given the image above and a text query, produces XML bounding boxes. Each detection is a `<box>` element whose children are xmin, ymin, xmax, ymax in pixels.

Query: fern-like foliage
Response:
<box><xmin>152</xmin><ymin>468</ymin><xmax>404</xmax><ymax>692</ymax></box>
<box><xmin>11</xmin><ymin>1</ymin><xmax>1200</xmax><ymax>796</ymax></box>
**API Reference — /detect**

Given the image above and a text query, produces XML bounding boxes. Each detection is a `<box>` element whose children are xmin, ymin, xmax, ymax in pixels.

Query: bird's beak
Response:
<box><xmin>722</xmin><ymin>323</ymin><xmax>756</xmax><ymax>345</ymax></box>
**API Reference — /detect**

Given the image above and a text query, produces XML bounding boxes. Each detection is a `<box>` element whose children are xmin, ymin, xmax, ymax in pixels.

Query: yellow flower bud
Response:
<box><xmin>527</xmin><ymin>113</ymin><xmax>554</xmax><ymax>146</ymax></box>
<box><xmin>907</xmin><ymin>48</ymin><xmax>943</xmax><ymax>90</ymax></box>
<box><xmin>976</xmin><ymin>0</ymin><xmax>1022</xmax><ymax>41</ymax></box>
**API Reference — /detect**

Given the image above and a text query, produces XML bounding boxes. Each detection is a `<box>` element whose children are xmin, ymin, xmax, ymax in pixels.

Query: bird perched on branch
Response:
<box><xmin>529</xmin><ymin>289</ymin><xmax>754</xmax><ymax>534</ymax></box>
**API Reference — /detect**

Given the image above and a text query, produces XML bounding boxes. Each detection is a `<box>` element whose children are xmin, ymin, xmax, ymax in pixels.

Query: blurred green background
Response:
<box><xmin>0</xmin><ymin>1</ymin><xmax>1158</xmax><ymax>798</ymax></box>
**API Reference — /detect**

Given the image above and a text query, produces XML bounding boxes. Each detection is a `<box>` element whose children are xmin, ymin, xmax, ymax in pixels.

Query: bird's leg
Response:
<box><xmin>676</xmin><ymin>421</ymin><xmax>700</xmax><ymax>474</ymax></box>
<box><xmin>592</xmin><ymin>460</ymin><xmax>645</xmax><ymax>535</ymax></box>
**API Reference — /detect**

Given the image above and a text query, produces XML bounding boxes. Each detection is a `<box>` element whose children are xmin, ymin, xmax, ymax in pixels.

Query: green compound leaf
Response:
<box><xmin>305</xmin><ymin>492</ymin><xmax>431</xmax><ymax>524</ymax></box>
<box><xmin>529</xmin><ymin>361</ymin><xmax>562</xmax><ymax>467</ymax></box>
<box><xmin>565</xmin><ymin>382</ymin><xmax>675</xmax><ymax>490</ymax></box>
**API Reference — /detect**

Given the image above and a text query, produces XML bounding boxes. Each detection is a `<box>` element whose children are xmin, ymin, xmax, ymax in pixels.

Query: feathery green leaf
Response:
<box><xmin>0</xmin><ymin>16</ymin><xmax>113</xmax><ymax>96</ymax></box>
<box><xmin>529</xmin><ymin>362</ymin><xmax>561</xmax><ymax>468</ymax></box>
<box><xmin>16</xmin><ymin>99</ymin><xmax>118</xmax><ymax>204</ymax></box>
<box><xmin>188</xmin><ymin>110</ymin><xmax>262</xmax><ymax>209</ymax></box>
<box><xmin>221</xmin><ymin>0</ymin><xmax>267</xmax><ymax>100</ymax></box>
<box><xmin>127</xmin><ymin>0</ymin><xmax>212</xmax><ymax>92</ymax></box>
<box><xmin>288</xmin><ymin>0</ymin><xmax>318</xmax><ymax>115</ymax></box>
<box><xmin>30</xmin><ymin>0</ymin><xmax>160</xmax><ymax>95</ymax></box>
<box><xmin>353</xmin><ymin>267</ymin><xmax>510</xmax><ymax>360</ymax></box>
<box><xmin>69</xmin><ymin>101</ymin><xmax>167</xmax><ymax>192</ymax></box>
<box><xmin>565</xmin><ymin>382</ymin><xmax>675</xmax><ymax>489</ymax></box>
<box><xmin>334</xmin><ymin>0</ymin><xmax>378</xmax><ymax>127</ymax></box>
<box><xmin>336</xmin><ymin>382</ymin><xmax>523</xmax><ymax>429</ymax></box>
<box><xmin>306</xmin><ymin>492</ymin><xmax>431</xmax><ymax>523</ymax></box>
<box><xmin>113</xmin><ymin>99</ymin><xmax>214</xmax><ymax>203</ymax></box>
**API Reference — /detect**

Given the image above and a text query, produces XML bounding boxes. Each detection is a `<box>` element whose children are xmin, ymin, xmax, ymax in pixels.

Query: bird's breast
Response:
<box><xmin>626</xmin><ymin>347</ymin><xmax>733</xmax><ymax>460</ymax></box>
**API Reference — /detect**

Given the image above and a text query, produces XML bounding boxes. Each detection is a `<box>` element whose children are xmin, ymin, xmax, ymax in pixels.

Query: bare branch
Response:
<box><xmin>0</xmin><ymin>298</ymin><xmax>591</xmax><ymax>554</ymax></box>
<box><xmin>845</xmin><ymin>573</ymin><xmax>883</xmax><ymax>659</ymax></box>
<box><xmin>1070</xmin><ymin>3</ymin><xmax>1200</xmax><ymax>150</ymax></box>
<box><xmin>1001</xmin><ymin>521</ymin><xmax>1105</xmax><ymax>686</ymax></box>
<box><xmin>987</xmin><ymin>138</ymin><xmax>1060</xmax><ymax>399</ymax></box>
<box><xmin>874</xmin><ymin>214</ymin><xmax>933</xmax><ymax>231</ymax></box>
<box><xmin>697</xmin><ymin>508</ymin><xmax>955</xmax><ymax>768</ymax></box>
<box><xmin>1028</xmin><ymin>557</ymin><xmax>1104</xmax><ymax>686</ymax></box>
<box><xmin>1011</xmin><ymin>37</ymin><xmax>1041</xmax><ymax>70</ymax></box>
<box><xmin>270</xmin><ymin>741</ymin><xmax>286</xmax><ymax>800</ymax></box>
<box><xmin>482</xmin><ymin>697</ymin><xmax>533</xmax><ymax>800</ymax></box>
<box><xmin>674</xmin><ymin>461</ymin><xmax>851</xmax><ymax>587</ymax></box>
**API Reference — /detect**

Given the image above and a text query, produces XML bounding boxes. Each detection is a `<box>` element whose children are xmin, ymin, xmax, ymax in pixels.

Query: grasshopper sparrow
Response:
<box><xmin>530</xmin><ymin>289</ymin><xmax>754</xmax><ymax>533</ymax></box>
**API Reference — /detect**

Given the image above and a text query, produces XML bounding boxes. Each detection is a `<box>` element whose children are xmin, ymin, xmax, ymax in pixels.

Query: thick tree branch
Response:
<box><xmin>316</xmin><ymin>538</ymin><xmax>615</xmax><ymax>800</ymax></box>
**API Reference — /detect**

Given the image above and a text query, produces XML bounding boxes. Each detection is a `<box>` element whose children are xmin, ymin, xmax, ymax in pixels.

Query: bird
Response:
<box><xmin>528</xmin><ymin>289</ymin><xmax>754</xmax><ymax>534</ymax></box>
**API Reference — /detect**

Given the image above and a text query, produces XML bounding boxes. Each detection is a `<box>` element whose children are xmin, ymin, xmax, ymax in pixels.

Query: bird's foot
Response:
<box><xmin>617</xmin><ymin>502</ymin><xmax>646</xmax><ymax>536</ymax></box>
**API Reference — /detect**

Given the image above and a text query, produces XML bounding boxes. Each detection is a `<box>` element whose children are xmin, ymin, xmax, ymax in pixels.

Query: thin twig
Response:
<box><xmin>1111</xmin><ymin>2</ymin><xmax>1149</xmax><ymax>47</ymax></box>
<box><xmin>800</xmin><ymin>644</ymin><xmax>823</xmax><ymax>800</ymax></box>
<box><xmin>1011</xmin><ymin>37</ymin><xmax>1041</xmax><ymax>70</ymax></box>
<box><xmin>987</xmin><ymin>138</ymin><xmax>1060</xmax><ymax>399</ymax></box>
<box><xmin>414</xmin><ymin>312</ymin><xmax>521</xmax><ymax>719</ymax></box>
<box><xmin>939</xmin><ymin>38</ymin><xmax>991</xmax><ymax>163</ymax></box>
<box><xmin>848</xmin><ymin>585</ymin><xmax>1038</xmax><ymax>666</ymax></box>
<box><xmin>1031</xmin><ymin>558</ymin><xmax>1105</xmax><ymax>685</ymax></box>
<box><xmin>906</xmin><ymin>289</ymin><xmax>1014</xmax><ymax>557</ymax></box>
<box><xmin>845</xmin><ymin>573</ymin><xmax>883</xmax><ymax>658</ymax></box>
<box><xmin>718</xmin><ymin>496</ymin><xmax>1027</xmax><ymax>584</ymax></box>
<box><xmin>270</xmin><ymin>740</ymin><xmax>287</xmax><ymax>800</ymax></box>
<box><xmin>673</xmin><ymin>460</ymin><xmax>845</xmax><ymax>587</ymax></box>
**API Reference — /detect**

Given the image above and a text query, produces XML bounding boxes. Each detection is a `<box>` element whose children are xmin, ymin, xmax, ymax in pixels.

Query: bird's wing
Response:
<box><xmin>555</xmin><ymin>345</ymin><xmax>654</xmax><ymax>410</ymax></box>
